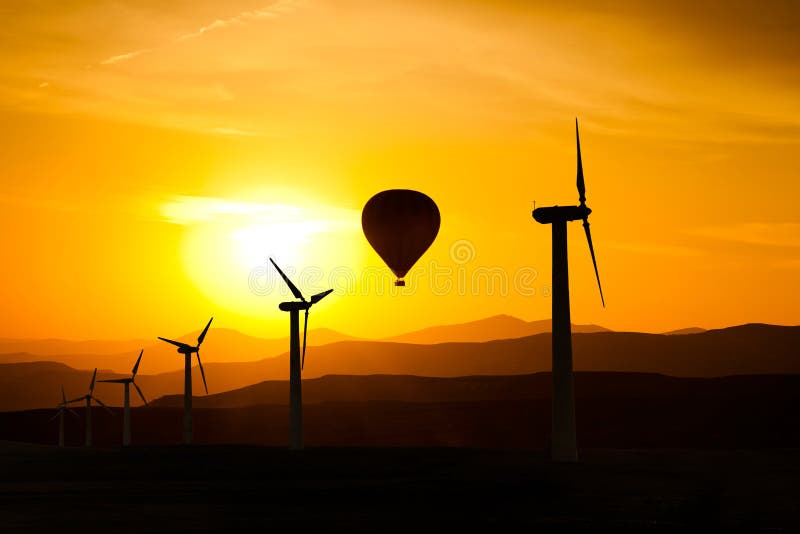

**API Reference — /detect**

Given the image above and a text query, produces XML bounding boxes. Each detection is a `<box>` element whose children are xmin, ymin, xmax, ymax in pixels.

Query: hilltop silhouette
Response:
<box><xmin>2</xmin><ymin>372</ymin><xmax>800</xmax><ymax>450</ymax></box>
<box><xmin>0</xmin><ymin>314</ymin><xmax>608</xmax><ymax>374</ymax></box>
<box><xmin>0</xmin><ymin>327</ymin><xmax>357</xmax><ymax>374</ymax></box>
<box><xmin>662</xmin><ymin>327</ymin><xmax>707</xmax><ymax>335</ymax></box>
<box><xmin>1</xmin><ymin>323</ymin><xmax>799</xmax><ymax>411</ymax></box>
<box><xmin>383</xmin><ymin>314</ymin><xmax>609</xmax><ymax>344</ymax></box>
<box><xmin>149</xmin><ymin>372</ymin><xmax>800</xmax><ymax>410</ymax></box>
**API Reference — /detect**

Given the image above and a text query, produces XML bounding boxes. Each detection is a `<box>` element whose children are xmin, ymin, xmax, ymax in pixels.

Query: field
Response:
<box><xmin>1</xmin><ymin>443</ymin><xmax>798</xmax><ymax>532</ymax></box>
<box><xmin>3</xmin><ymin>361</ymin><xmax>799</xmax><ymax>531</ymax></box>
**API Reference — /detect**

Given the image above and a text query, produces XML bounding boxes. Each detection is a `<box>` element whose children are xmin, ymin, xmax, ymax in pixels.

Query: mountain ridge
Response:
<box><xmin>1</xmin><ymin>323</ymin><xmax>799</xmax><ymax>411</ymax></box>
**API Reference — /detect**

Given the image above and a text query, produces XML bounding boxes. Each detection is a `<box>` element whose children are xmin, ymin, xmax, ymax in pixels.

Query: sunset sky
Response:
<box><xmin>1</xmin><ymin>0</ymin><xmax>798</xmax><ymax>340</ymax></box>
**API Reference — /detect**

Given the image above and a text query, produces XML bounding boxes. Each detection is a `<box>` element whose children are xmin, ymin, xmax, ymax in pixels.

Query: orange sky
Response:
<box><xmin>0</xmin><ymin>0</ymin><xmax>799</xmax><ymax>340</ymax></box>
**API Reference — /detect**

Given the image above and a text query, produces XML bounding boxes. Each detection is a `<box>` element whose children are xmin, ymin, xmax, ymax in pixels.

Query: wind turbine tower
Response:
<box><xmin>67</xmin><ymin>369</ymin><xmax>112</xmax><ymax>447</ymax></box>
<box><xmin>532</xmin><ymin>119</ymin><xmax>605</xmax><ymax>462</ymax></box>
<box><xmin>52</xmin><ymin>385</ymin><xmax>78</xmax><ymax>448</ymax></box>
<box><xmin>270</xmin><ymin>258</ymin><xmax>334</xmax><ymax>450</ymax></box>
<box><xmin>98</xmin><ymin>349</ymin><xmax>148</xmax><ymax>447</ymax></box>
<box><xmin>158</xmin><ymin>318</ymin><xmax>212</xmax><ymax>445</ymax></box>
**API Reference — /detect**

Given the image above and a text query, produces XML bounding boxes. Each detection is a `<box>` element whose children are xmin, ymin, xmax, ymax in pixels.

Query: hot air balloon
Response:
<box><xmin>361</xmin><ymin>189</ymin><xmax>441</xmax><ymax>286</ymax></box>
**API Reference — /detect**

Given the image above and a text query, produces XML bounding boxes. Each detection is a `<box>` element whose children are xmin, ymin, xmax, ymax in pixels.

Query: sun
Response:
<box><xmin>161</xmin><ymin>194</ymin><xmax>364</xmax><ymax>318</ymax></box>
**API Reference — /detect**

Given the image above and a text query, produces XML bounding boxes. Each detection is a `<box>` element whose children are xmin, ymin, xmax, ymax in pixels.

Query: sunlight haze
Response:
<box><xmin>1</xmin><ymin>0</ymin><xmax>798</xmax><ymax>340</ymax></box>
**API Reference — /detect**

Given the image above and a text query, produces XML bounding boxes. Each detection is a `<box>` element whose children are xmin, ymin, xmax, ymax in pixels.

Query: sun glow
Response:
<box><xmin>160</xmin><ymin>195</ymin><xmax>363</xmax><ymax>318</ymax></box>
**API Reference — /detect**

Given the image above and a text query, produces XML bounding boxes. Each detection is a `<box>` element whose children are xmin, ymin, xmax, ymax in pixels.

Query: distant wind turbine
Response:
<box><xmin>98</xmin><ymin>349</ymin><xmax>148</xmax><ymax>447</ymax></box>
<box><xmin>158</xmin><ymin>318</ymin><xmax>212</xmax><ymax>445</ymax></box>
<box><xmin>532</xmin><ymin>119</ymin><xmax>605</xmax><ymax>462</ymax></box>
<box><xmin>51</xmin><ymin>385</ymin><xmax>78</xmax><ymax>448</ymax></box>
<box><xmin>67</xmin><ymin>369</ymin><xmax>112</xmax><ymax>448</ymax></box>
<box><xmin>270</xmin><ymin>258</ymin><xmax>334</xmax><ymax>450</ymax></box>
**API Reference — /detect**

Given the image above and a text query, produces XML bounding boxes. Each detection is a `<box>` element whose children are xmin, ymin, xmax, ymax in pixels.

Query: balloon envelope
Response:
<box><xmin>361</xmin><ymin>189</ymin><xmax>440</xmax><ymax>286</ymax></box>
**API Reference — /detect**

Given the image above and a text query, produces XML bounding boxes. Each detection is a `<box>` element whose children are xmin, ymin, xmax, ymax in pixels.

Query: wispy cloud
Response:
<box><xmin>161</xmin><ymin>196</ymin><xmax>303</xmax><ymax>225</ymax></box>
<box><xmin>100</xmin><ymin>0</ymin><xmax>299</xmax><ymax>66</ymax></box>
<box><xmin>208</xmin><ymin>127</ymin><xmax>261</xmax><ymax>137</ymax></box>
<box><xmin>176</xmin><ymin>3</ymin><xmax>288</xmax><ymax>42</ymax></box>
<box><xmin>159</xmin><ymin>195</ymin><xmax>359</xmax><ymax>230</ymax></box>
<box><xmin>101</xmin><ymin>48</ymin><xmax>151</xmax><ymax>65</ymax></box>
<box><xmin>607</xmin><ymin>241</ymin><xmax>703</xmax><ymax>256</ymax></box>
<box><xmin>690</xmin><ymin>222</ymin><xmax>800</xmax><ymax>248</ymax></box>
<box><xmin>177</xmin><ymin>19</ymin><xmax>235</xmax><ymax>42</ymax></box>
<box><xmin>771</xmin><ymin>258</ymin><xmax>800</xmax><ymax>270</ymax></box>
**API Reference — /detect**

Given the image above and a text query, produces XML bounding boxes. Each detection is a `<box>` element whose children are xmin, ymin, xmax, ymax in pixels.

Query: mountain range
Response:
<box><xmin>382</xmin><ymin>314</ymin><xmax>609</xmax><ymax>343</ymax></box>
<box><xmin>0</xmin><ymin>327</ymin><xmax>355</xmax><ymax>374</ymax></box>
<box><xmin>0</xmin><ymin>322</ymin><xmax>798</xmax><ymax>411</ymax></box>
<box><xmin>0</xmin><ymin>314</ymin><xmax>699</xmax><ymax>375</ymax></box>
<box><xmin>3</xmin><ymin>372</ymin><xmax>799</xmax><ymax>450</ymax></box>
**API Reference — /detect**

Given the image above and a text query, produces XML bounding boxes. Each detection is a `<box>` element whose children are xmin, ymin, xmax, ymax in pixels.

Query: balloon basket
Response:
<box><xmin>394</xmin><ymin>280</ymin><xmax>406</xmax><ymax>286</ymax></box>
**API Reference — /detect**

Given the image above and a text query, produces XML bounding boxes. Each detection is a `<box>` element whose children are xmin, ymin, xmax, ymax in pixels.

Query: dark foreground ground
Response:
<box><xmin>1</xmin><ymin>443</ymin><xmax>798</xmax><ymax>532</ymax></box>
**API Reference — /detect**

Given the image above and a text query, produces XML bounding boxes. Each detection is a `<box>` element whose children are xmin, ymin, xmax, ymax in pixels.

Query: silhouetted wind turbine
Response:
<box><xmin>270</xmin><ymin>258</ymin><xmax>334</xmax><ymax>450</ymax></box>
<box><xmin>532</xmin><ymin>119</ymin><xmax>605</xmax><ymax>463</ymax></box>
<box><xmin>158</xmin><ymin>318</ymin><xmax>212</xmax><ymax>445</ymax></box>
<box><xmin>98</xmin><ymin>349</ymin><xmax>147</xmax><ymax>447</ymax></box>
<box><xmin>51</xmin><ymin>385</ymin><xmax>78</xmax><ymax>448</ymax></box>
<box><xmin>67</xmin><ymin>369</ymin><xmax>112</xmax><ymax>448</ymax></box>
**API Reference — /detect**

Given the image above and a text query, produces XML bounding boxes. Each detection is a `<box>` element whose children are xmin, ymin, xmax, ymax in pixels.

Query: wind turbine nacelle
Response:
<box><xmin>279</xmin><ymin>301</ymin><xmax>311</xmax><ymax>312</ymax></box>
<box><xmin>532</xmin><ymin>205</ymin><xmax>591</xmax><ymax>224</ymax></box>
<box><xmin>178</xmin><ymin>346</ymin><xmax>196</xmax><ymax>354</ymax></box>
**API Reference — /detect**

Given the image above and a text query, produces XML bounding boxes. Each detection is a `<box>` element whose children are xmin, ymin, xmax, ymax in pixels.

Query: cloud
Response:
<box><xmin>100</xmin><ymin>0</ymin><xmax>299</xmax><ymax>66</ymax></box>
<box><xmin>690</xmin><ymin>222</ymin><xmax>800</xmax><ymax>248</ymax></box>
<box><xmin>161</xmin><ymin>196</ymin><xmax>304</xmax><ymax>225</ymax></box>
<box><xmin>101</xmin><ymin>48</ymin><xmax>151</xmax><ymax>65</ymax></box>
<box><xmin>177</xmin><ymin>7</ymin><xmax>279</xmax><ymax>41</ymax></box>
<box><xmin>208</xmin><ymin>127</ymin><xmax>260</xmax><ymax>137</ymax></box>
<box><xmin>159</xmin><ymin>195</ymin><xmax>359</xmax><ymax>229</ymax></box>
<box><xmin>772</xmin><ymin>258</ymin><xmax>800</xmax><ymax>269</ymax></box>
<box><xmin>177</xmin><ymin>19</ymin><xmax>234</xmax><ymax>41</ymax></box>
<box><xmin>607</xmin><ymin>241</ymin><xmax>704</xmax><ymax>256</ymax></box>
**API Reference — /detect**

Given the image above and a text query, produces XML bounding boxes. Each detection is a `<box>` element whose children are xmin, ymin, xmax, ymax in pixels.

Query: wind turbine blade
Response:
<box><xmin>92</xmin><ymin>396</ymin><xmax>113</xmax><ymax>414</ymax></box>
<box><xmin>576</xmin><ymin>118</ymin><xmax>586</xmax><ymax>206</ymax></box>
<box><xmin>132</xmin><ymin>349</ymin><xmax>143</xmax><ymax>377</ymax></box>
<box><xmin>61</xmin><ymin>385</ymin><xmax>66</xmax><ymax>405</ymax></box>
<box><xmin>158</xmin><ymin>337</ymin><xmax>192</xmax><ymax>349</ymax></box>
<box><xmin>133</xmin><ymin>382</ymin><xmax>148</xmax><ymax>406</ymax></box>
<box><xmin>67</xmin><ymin>396</ymin><xmax>86</xmax><ymax>404</ymax></box>
<box><xmin>582</xmin><ymin>218</ymin><xmax>605</xmax><ymax>307</ymax></box>
<box><xmin>68</xmin><ymin>408</ymin><xmax>80</xmax><ymax>418</ymax></box>
<box><xmin>197</xmin><ymin>317</ymin><xmax>213</xmax><ymax>346</ymax></box>
<box><xmin>95</xmin><ymin>398</ymin><xmax>113</xmax><ymax>415</ymax></box>
<box><xmin>309</xmin><ymin>288</ymin><xmax>334</xmax><ymax>305</ymax></box>
<box><xmin>98</xmin><ymin>378</ymin><xmax>129</xmax><ymax>384</ymax></box>
<box><xmin>50</xmin><ymin>411</ymin><xmax>60</xmax><ymax>422</ymax></box>
<box><xmin>302</xmin><ymin>309</ymin><xmax>309</xmax><ymax>370</ymax></box>
<box><xmin>196</xmin><ymin>353</ymin><xmax>208</xmax><ymax>395</ymax></box>
<box><xmin>269</xmin><ymin>257</ymin><xmax>306</xmax><ymax>301</ymax></box>
<box><xmin>89</xmin><ymin>369</ymin><xmax>97</xmax><ymax>394</ymax></box>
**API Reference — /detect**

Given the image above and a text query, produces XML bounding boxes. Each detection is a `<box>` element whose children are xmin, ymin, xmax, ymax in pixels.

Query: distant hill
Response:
<box><xmin>662</xmin><ymin>327</ymin><xmax>706</xmax><ymax>335</ymax></box>
<box><xmin>0</xmin><ymin>337</ymin><xmax>149</xmax><ymax>356</ymax></box>
<box><xmin>0</xmin><ymin>314</ymin><xmax>609</xmax><ymax>373</ymax></box>
<box><xmin>150</xmin><ymin>372</ymin><xmax>800</xmax><ymax>409</ymax></box>
<box><xmin>3</xmin><ymin>372</ymin><xmax>800</xmax><ymax>450</ymax></box>
<box><xmin>0</xmin><ymin>327</ymin><xmax>357</xmax><ymax>374</ymax></box>
<box><xmin>383</xmin><ymin>314</ymin><xmax>609</xmax><ymax>344</ymax></box>
<box><xmin>1</xmin><ymin>323</ymin><xmax>799</xmax><ymax>411</ymax></box>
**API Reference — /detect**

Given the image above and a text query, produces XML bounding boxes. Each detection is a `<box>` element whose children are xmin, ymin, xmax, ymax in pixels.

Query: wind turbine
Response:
<box><xmin>51</xmin><ymin>385</ymin><xmax>78</xmax><ymax>448</ymax></box>
<box><xmin>158</xmin><ymin>318</ymin><xmax>212</xmax><ymax>445</ymax></box>
<box><xmin>532</xmin><ymin>119</ymin><xmax>605</xmax><ymax>463</ymax></box>
<box><xmin>98</xmin><ymin>349</ymin><xmax>148</xmax><ymax>447</ymax></box>
<box><xmin>67</xmin><ymin>368</ymin><xmax>112</xmax><ymax>448</ymax></box>
<box><xmin>270</xmin><ymin>258</ymin><xmax>334</xmax><ymax>450</ymax></box>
